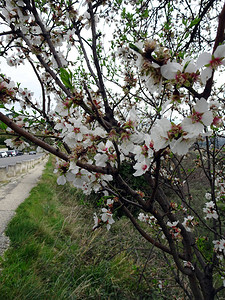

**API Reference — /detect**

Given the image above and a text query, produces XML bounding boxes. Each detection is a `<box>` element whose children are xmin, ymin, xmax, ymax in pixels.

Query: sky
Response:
<box><xmin>0</xmin><ymin>56</ymin><xmax>42</xmax><ymax>111</ymax></box>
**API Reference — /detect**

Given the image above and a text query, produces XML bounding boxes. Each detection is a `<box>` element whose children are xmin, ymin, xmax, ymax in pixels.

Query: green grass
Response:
<box><xmin>0</xmin><ymin>157</ymin><xmax>164</xmax><ymax>300</ymax></box>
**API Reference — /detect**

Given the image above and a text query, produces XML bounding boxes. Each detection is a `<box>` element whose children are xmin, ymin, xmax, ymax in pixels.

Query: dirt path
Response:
<box><xmin>0</xmin><ymin>157</ymin><xmax>48</xmax><ymax>256</ymax></box>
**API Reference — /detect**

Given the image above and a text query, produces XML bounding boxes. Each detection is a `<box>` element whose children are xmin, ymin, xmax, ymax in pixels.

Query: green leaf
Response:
<box><xmin>60</xmin><ymin>68</ymin><xmax>74</xmax><ymax>90</ymax></box>
<box><xmin>121</xmin><ymin>7</ymin><xmax>126</xmax><ymax>18</ymax></box>
<box><xmin>182</xmin><ymin>18</ymin><xmax>187</xmax><ymax>26</ymax></box>
<box><xmin>0</xmin><ymin>120</ymin><xmax>7</xmax><ymax>130</ymax></box>
<box><xmin>190</xmin><ymin>18</ymin><xmax>201</xmax><ymax>28</ymax></box>
<box><xmin>142</xmin><ymin>9</ymin><xmax>149</xmax><ymax>18</ymax></box>
<box><xmin>129</xmin><ymin>43</ymin><xmax>143</xmax><ymax>54</ymax></box>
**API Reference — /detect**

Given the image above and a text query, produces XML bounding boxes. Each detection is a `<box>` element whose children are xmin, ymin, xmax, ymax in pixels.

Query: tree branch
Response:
<box><xmin>201</xmin><ymin>2</ymin><xmax>225</xmax><ymax>99</ymax></box>
<box><xmin>88</xmin><ymin>3</ymin><xmax>116</xmax><ymax>125</ymax></box>
<box><xmin>28</xmin><ymin>0</ymin><xmax>64</xmax><ymax>69</ymax></box>
<box><xmin>76</xmin><ymin>161</ymin><xmax>117</xmax><ymax>175</ymax></box>
<box><xmin>0</xmin><ymin>112</ymin><xmax>69</xmax><ymax>161</ymax></box>
<box><xmin>184</xmin><ymin>0</ymin><xmax>217</xmax><ymax>51</ymax></box>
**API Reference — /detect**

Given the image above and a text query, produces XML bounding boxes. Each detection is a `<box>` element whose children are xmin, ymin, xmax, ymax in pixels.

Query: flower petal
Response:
<box><xmin>214</xmin><ymin>44</ymin><xmax>225</xmax><ymax>58</ymax></box>
<box><xmin>202</xmin><ymin>111</ymin><xmax>214</xmax><ymax>126</ymax></box>
<box><xmin>57</xmin><ymin>175</ymin><xmax>67</xmax><ymax>185</ymax></box>
<box><xmin>197</xmin><ymin>52</ymin><xmax>211</xmax><ymax>68</ymax></box>
<box><xmin>185</xmin><ymin>62</ymin><xmax>197</xmax><ymax>73</ymax></box>
<box><xmin>200</xmin><ymin>68</ymin><xmax>212</xmax><ymax>84</ymax></box>
<box><xmin>195</xmin><ymin>98</ymin><xmax>208</xmax><ymax>113</ymax></box>
<box><xmin>161</xmin><ymin>62</ymin><xmax>182</xmax><ymax>79</ymax></box>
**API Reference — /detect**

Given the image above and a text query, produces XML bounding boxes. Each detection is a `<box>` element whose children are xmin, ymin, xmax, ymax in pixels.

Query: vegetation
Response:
<box><xmin>0</xmin><ymin>160</ymin><xmax>224</xmax><ymax>299</ymax></box>
<box><xmin>0</xmin><ymin>1</ymin><xmax>225</xmax><ymax>298</ymax></box>
<box><xmin>0</xmin><ymin>157</ymin><xmax>165</xmax><ymax>299</ymax></box>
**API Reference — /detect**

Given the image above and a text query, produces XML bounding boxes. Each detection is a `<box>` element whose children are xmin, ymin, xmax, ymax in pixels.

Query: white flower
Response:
<box><xmin>205</xmin><ymin>192</ymin><xmax>211</xmax><ymax>200</ymax></box>
<box><xmin>94</xmin><ymin>153</ymin><xmax>108</xmax><ymax>167</ymax></box>
<box><xmin>170</xmin><ymin>136</ymin><xmax>195</xmax><ymax>156</ymax></box>
<box><xmin>182</xmin><ymin>216</ymin><xmax>195</xmax><ymax>232</ymax></box>
<box><xmin>158</xmin><ymin>280</ymin><xmax>163</xmax><ymax>289</ymax></box>
<box><xmin>57</xmin><ymin>175</ymin><xmax>67</xmax><ymax>185</ymax></box>
<box><xmin>167</xmin><ymin>221</ymin><xmax>181</xmax><ymax>239</ymax></box>
<box><xmin>65</xmin><ymin>171</ymin><xmax>75</xmax><ymax>182</ymax></box>
<box><xmin>213</xmin><ymin>239</ymin><xmax>225</xmax><ymax>256</ymax></box>
<box><xmin>203</xmin><ymin>201</ymin><xmax>218</xmax><ymax>219</ymax></box>
<box><xmin>161</xmin><ymin>58</ymin><xmax>198</xmax><ymax>86</ymax></box>
<box><xmin>126</xmin><ymin>107</ymin><xmax>138</xmax><ymax>127</ymax></box>
<box><xmin>197</xmin><ymin>44</ymin><xmax>225</xmax><ymax>84</ymax></box>
<box><xmin>73</xmin><ymin>169</ymin><xmax>90</xmax><ymax>189</ymax></box>
<box><xmin>133</xmin><ymin>158</ymin><xmax>151</xmax><ymax>177</ymax></box>
<box><xmin>106</xmin><ymin>199</ymin><xmax>114</xmax><ymax>207</ymax></box>
<box><xmin>161</xmin><ymin>61</ymin><xmax>182</xmax><ymax>80</ymax></box>
<box><xmin>151</xmin><ymin>118</ymin><xmax>170</xmax><ymax>151</ymax></box>
<box><xmin>138</xmin><ymin>213</ymin><xmax>147</xmax><ymax>222</ymax></box>
<box><xmin>138</xmin><ymin>213</ymin><xmax>157</xmax><ymax>226</ymax></box>
<box><xmin>92</xmin><ymin>213</ymin><xmax>100</xmax><ymax>230</ymax></box>
<box><xmin>167</xmin><ymin>221</ymin><xmax>179</xmax><ymax>227</ymax></box>
<box><xmin>101</xmin><ymin>208</ymin><xmax>115</xmax><ymax>230</ymax></box>
<box><xmin>150</xmin><ymin>118</ymin><xmax>195</xmax><ymax>155</ymax></box>
<box><xmin>182</xmin><ymin>98</ymin><xmax>213</xmax><ymax>138</ymax></box>
<box><xmin>183</xmin><ymin>261</ymin><xmax>195</xmax><ymax>270</ymax></box>
<box><xmin>135</xmin><ymin>45</ymin><xmax>162</xmax><ymax>93</ymax></box>
<box><xmin>4</xmin><ymin>139</ymin><xmax>13</xmax><ymax>148</ymax></box>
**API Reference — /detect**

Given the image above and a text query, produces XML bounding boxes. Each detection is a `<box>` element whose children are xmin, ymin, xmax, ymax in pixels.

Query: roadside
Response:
<box><xmin>0</xmin><ymin>156</ymin><xmax>48</xmax><ymax>256</ymax></box>
<box><xmin>0</xmin><ymin>153</ymin><xmax>43</xmax><ymax>167</ymax></box>
<box><xmin>0</xmin><ymin>157</ymin><xmax>154</xmax><ymax>300</ymax></box>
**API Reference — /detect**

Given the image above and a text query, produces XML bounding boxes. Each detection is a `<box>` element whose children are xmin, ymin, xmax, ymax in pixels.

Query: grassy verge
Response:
<box><xmin>0</xmin><ymin>156</ymin><xmax>164</xmax><ymax>300</ymax></box>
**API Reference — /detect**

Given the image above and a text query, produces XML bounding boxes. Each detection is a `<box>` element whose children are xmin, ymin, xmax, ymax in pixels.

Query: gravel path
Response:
<box><xmin>0</xmin><ymin>157</ymin><xmax>48</xmax><ymax>257</ymax></box>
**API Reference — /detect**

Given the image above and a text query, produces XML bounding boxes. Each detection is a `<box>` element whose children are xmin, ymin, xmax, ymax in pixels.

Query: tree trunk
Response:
<box><xmin>199</xmin><ymin>266</ymin><xmax>215</xmax><ymax>300</ymax></box>
<box><xmin>189</xmin><ymin>275</ymin><xmax>204</xmax><ymax>300</ymax></box>
<box><xmin>191</xmin><ymin>265</ymin><xmax>215</xmax><ymax>300</ymax></box>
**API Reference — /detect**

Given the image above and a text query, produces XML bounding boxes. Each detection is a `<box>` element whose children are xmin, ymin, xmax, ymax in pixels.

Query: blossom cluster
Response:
<box><xmin>165</xmin><ymin>217</ymin><xmax>196</xmax><ymax>239</ymax></box>
<box><xmin>0</xmin><ymin>0</ymin><xmax>225</xmax><ymax>296</ymax></box>
<box><xmin>183</xmin><ymin>260</ymin><xmax>195</xmax><ymax>270</ymax></box>
<box><xmin>0</xmin><ymin>78</ymin><xmax>15</xmax><ymax>103</ymax></box>
<box><xmin>182</xmin><ymin>216</ymin><xmax>196</xmax><ymax>232</ymax></box>
<box><xmin>4</xmin><ymin>138</ymin><xmax>29</xmax><ymax>151</ymax></box>
<box><xmin>93</xmin><ymin>199</ymin><xmax>115</xmax><ymax>231</ymax></box>
<box><xmin>203</xmin><ymin>169</ymin><xmax>225</xmax><ymax>221</ymax></box>
<box><xmin>203</xmin><ymin>199</ymin><xmax>218</xmax><ymax>220</ymax></box>
<box><xmin>213</xmin><ymin>239</ymin><xmax>225</xmax><ymax>260</ymax></box>
<box><xmin>0</xmin><ymin>73</ymin><xmax>36</xmax><ymax>110</ymax></box>
<box><xmin>215</xmin><ymin>172</ymin><xmax>225</xmax><ymax>202</ymax></box>
<box><xmin>55</xmin><ymin>159</ymin><xmax>113</xmax><ymax>195</ymax></box>
<box><xmin>167</xmin><ymin>221</ymin><xmax>181</xmax><ymax>240</ymax></box>
<box><xmin>1</xmin><ymin>0</ymin><xmax>224</xmax><ymax>190</ymax></box>
<box><xmin>138</xmin><ymin>213</ymin><xmax>157</xmax><ymax>227</ymax></box>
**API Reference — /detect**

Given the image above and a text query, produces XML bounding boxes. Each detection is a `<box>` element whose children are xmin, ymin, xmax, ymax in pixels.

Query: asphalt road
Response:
<box><xmin>0</xmin><ymin>156</ymin><xmax>48</xmax><ymax>257</ymax></box>
<box><xmin>0</xmin><ymin>154</ymin><xmax>43</xmax><ymax>167</ymax></box>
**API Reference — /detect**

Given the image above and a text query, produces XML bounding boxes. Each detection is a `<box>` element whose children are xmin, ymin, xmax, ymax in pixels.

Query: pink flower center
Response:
<box><xmin>191</xmin><ymin>111</ymin><xmax>203</xmax><ymax>123</ymax></box>
<box><xmin>63</xmin><ymin>100</ymin><xmax>70</xmax><ymax>108</ymax></box>
<box><xmin>108</xmin><ymin>154</ymin><xmax>116</xmax><ymax>161</ymax></box>
<box><xmin>121</xmin><ymin>132</ymin><xmax>130</xmax><ymax>141</ymax></box>
<box><xmin>142</xmin><ymin>164</ymin><xmax>148</xmax><ymax>171</ymax></box>
<box><xmin>167</xmin><ymin>123</ymin><xmax>183</xmax><ymax>140</ymax></box>
<box><xmin>209</xmin><ymin>57</ymin><xmax>222</xmax><ymax>69</ymax></box>
<box><xmin>74</xmin><ymin>127</ymin><xmax>80</xmax><ymax>133</ymax></box>
<box><xmin>212</xmin><ymin>116</ymin><xmax>222</xmax><ymax>126</ymax></box>
<box><xmin>149</xmin><ymin>141</ymin><xmax>154</xmax><ymax>148</ymax></box>
<box><xmin>141</xmin><ymin>144</ymin><xmax>149</xmax><ymax>156</ymax></box>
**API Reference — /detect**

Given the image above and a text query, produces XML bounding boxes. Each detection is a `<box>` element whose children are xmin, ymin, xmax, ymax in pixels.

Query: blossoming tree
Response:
<box><xmin>0</xmin><ymin>0</ymin><xmax>225</xmax><ymax>298</ymax></box>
